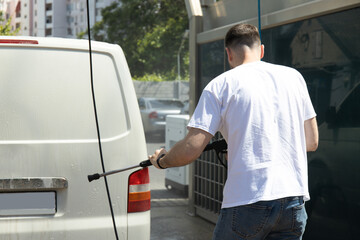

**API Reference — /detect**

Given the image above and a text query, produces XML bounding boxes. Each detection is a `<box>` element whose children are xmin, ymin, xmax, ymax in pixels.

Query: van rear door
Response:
<box><xmin>0</xmin><ymin>38</ymin><xmax>149</xmax><ymax>239</ymax></box>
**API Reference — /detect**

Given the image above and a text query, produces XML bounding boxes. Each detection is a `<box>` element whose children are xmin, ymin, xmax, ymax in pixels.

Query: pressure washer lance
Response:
<box><xmin>87</xmin><ymin>159</ymin><xmax>153</xmax><ymax>182</ymax></box>
<box><xmin>87</xmin><ymin>139</ymin><xmax>227</xmax><ymax>182</ymax></box>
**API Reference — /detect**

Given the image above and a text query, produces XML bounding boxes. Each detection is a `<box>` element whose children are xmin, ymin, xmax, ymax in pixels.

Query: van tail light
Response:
<box><xmin>148</xmin><ymin>111</ymin><xmax>158</xmax><ymax>119</ymax></box>
<box><xmin>128</xmin><ymin>167</ymin><xmax>151</xmax><ymax>213</ymax></box>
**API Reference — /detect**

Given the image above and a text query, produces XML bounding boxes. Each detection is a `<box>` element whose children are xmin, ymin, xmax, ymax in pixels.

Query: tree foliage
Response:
<box><xmin>0</xmin><ymin>12</ymin><xmax>19</xmax><ymax>36</ymax></box>
<box><xmin>91</xmin><ymin>0</ymin><xmax>189</xmax><ymax>80</ymax></box>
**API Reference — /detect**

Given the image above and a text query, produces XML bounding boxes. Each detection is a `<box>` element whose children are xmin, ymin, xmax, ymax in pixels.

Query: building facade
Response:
<box><xmin>185</xmin><ymin>1</ymin><xmax>360</xmax><ymax>240</ymax></box>
<box><xmin>1</xmin><ymin>0</ymin><xmax>116</xmax><ymax>38</ymax></box>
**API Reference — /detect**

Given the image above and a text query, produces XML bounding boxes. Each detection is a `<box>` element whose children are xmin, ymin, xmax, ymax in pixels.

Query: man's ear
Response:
<box><xmin>226</xmin><ymin>47</ymin><xmax>232</xmax><ymax>63</ymax></box>
<box><xmin>260</xmin><ymin>44</ymin><xmax>265</xmax><ymax>59</ymax></box>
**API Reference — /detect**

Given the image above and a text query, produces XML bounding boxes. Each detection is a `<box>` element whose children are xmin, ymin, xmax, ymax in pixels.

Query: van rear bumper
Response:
<box><xmin>127</xmin><ymin>210</ymin><xmax>150</xmax><ymax>240</ymax></box>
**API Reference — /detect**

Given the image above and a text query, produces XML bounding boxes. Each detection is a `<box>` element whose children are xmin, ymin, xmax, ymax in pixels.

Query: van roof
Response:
<box><xmin>0</xmin><ymin>36</ymin><xmax>121</xmax><ymax>53</ymax></box>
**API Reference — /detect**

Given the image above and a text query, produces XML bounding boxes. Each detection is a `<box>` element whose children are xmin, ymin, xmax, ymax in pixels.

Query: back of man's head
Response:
<box><xmin>225</xmin><ymin>24</ymin><xmax>261</xmax><ymax>50</ymax></box>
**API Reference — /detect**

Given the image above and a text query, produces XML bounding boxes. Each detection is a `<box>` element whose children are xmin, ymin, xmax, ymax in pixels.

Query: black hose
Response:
<box><xmin>85</xmin><ymin>1</ymin><xmax>119</xmax><ymax>239</ymax></box>
<box><xmin>203</xmin><ymin>139</ymin><xmax>228</xmax><ymax>168</ymax></box>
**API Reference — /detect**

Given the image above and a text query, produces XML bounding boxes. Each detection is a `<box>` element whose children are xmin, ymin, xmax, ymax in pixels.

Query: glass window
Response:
<box><xmin>0</xmin><ymin>49</ymin><xmax>127</xmax><ymax>140</ymax></box>
<box><xmin>46</xmin><ymin>16</ymin><xmax>52</xmax><ymax>24</ymax></box>
<box><xmin>197</xmin><ymin>7</ymin><xmax>360</xmax><ymax>239</ymax></box>
<box><xmin>45</xmin><ymin>28</ymin><xmax>52</xmax><ymax>36</ymax></box>
<box><xmin>199</xmin><ymin>8</ymin><xmax>360</xmax><ymax>127</ymax></box>
<box><xmin>337</xmin><ymin>83</ymin><xmax>360</xmax><ymax>127</ymax></box>
<box><xmin>45</xmin><ymin>3</ymin><xmax>52</xmax><ymax>11</ymax></box>
<box><xmin>261</xmin><ymin>8</ymin><xmax>360</xmax><ymax>126</ymax></box>
<box><xmin>199</xmin><ymin>40</ymin><xmax>225</xmax><ymax>92</ymax></box>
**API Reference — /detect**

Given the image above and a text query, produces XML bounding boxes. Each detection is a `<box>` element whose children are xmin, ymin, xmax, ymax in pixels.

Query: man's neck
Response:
<box><xmin>233</xmin><ymin>55</ymin><xmax>260</xmax><ymax>67</ymax></box>
<box><xmin>241</xmin><ymin>56</ymin><xmax>260</xmax><ymax>65</ymax></box>
<box><xmin>228</xmin><ymin>45</ymin><xmax>262</xmax><ymax>68</ymax></box>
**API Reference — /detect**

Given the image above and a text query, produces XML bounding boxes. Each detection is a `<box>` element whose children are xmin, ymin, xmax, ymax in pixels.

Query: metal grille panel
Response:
<box><xmin>194</xmin><ymin>135</ymin><xmax>227</xmax><ymax>222</ymax></box>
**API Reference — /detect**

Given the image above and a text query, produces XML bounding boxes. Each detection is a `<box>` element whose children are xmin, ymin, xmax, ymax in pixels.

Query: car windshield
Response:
<box><xmin>149</xmin><ymin>99</ymin><xmax>184</xmax><ymax>109</ymax></box>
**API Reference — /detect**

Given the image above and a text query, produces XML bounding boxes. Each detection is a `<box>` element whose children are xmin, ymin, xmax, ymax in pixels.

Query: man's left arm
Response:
<box><xmin>149</xmin><ymin>128</ymin><xmax>213</xmax><ymax>169</ymax></box>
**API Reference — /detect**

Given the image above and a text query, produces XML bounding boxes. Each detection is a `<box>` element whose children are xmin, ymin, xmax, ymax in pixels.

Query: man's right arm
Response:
<box><xmin>304</xmin><ymin>117</ymin><xmax>318</xmax><ymax>152</ymax></box>
<box><xmin>149</xmin><ymin>127</ymin><xmax>213</xmax><ymax>169</ymax></box>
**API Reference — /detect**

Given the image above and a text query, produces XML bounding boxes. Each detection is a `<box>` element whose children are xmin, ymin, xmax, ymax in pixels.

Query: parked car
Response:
<box><xmin>138</xmin><ymin>97</ymin><xmax>184</xmax><ymax>135</ymax></box>
<box><xmin>0</xmin><ymin>37</ymin><xmax>150</xmax><ymax>239</ymax></box>
<box><xmin>180</xmin><ymin>100</ymin><xmax>189</xmax><ymax>114</ymax></box>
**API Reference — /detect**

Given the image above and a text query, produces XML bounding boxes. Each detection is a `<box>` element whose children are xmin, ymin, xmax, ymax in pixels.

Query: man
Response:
<box><xmin>149</xmin><ymin>23</ymin><xmax>318</xmax><ymax>240</ymax></box>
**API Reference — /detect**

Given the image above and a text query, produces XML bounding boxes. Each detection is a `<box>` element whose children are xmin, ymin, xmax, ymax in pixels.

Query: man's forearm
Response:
<box><xmin>158</xmin><ymin>139</ymin><xmax>196</xmax><ymax>168</ymax></box>
<box><xmin>157</xmin><ymin>128</ymin><xmax>213</xmax><ymax>169</ymax></box>
<box><xmin>305</xmin><ymin>117</ymin><xmax>319</xmax><ymax>152</ymax></box>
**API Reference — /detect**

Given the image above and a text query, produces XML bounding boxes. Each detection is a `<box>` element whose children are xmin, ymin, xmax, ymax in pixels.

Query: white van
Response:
<box><xmin>0</xmin><ymin>37</ymin><xmax>150</xmax><ymax>239</ymax></box>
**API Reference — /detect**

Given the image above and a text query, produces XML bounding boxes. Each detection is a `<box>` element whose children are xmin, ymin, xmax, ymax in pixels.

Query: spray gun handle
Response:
<box><xmin>139</xmin><ymin>159</ymin><xmax>152</xmax><ymax>168</ymax></box>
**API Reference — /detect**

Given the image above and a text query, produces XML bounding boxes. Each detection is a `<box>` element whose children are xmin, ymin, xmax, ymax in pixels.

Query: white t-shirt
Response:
<box><xmin>188</xmin><ymin>61</ymin><xmax>316</xmax><ymax>208</ymax></box>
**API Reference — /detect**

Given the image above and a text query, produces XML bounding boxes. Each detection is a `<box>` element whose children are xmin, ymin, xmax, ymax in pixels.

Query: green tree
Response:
<box><xmin>91</xmin><ymin>0</ymin><xmax>189</xmax><ymax>80</ymax></box>
<box><xmin>0</xmin><ymin>12</ymin><xmax>19</xmax><ymax>36</ymax></box>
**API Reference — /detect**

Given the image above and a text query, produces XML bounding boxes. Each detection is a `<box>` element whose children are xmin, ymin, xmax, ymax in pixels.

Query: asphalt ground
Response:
<box><xmin>147</xmin><ymin>134</ymin><xmax>215</xmax><ymax>240</ymax></box>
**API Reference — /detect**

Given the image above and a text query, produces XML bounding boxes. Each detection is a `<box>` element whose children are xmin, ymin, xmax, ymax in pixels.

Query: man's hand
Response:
<box><xmin>149</xmin><ymin>148</ymin><xmax>167</xmax><ymax>169</ymax></box>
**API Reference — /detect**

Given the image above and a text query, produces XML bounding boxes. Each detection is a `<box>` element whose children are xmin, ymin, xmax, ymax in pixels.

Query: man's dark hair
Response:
<box><xmin>225</xmin><ymin>24</ymin><xmax>261</xmax><ymax>49</ymax></box>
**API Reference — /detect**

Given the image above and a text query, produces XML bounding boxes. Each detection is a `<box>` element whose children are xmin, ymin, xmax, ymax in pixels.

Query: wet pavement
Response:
<box><xmin>147</xmin><ymin>135</ymin><xmax>215</xmax><ymax>240</ymax></box>
<box><xmin>151</xmin><ymin>204</ymin><xmax>215</xmax><ymax>240</ymax></box>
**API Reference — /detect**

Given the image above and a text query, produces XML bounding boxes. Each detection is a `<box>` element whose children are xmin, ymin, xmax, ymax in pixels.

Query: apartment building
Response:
<box><xmin>20</xmin><ymin>0</ymin><xmax>32</xmax><ymax>35</ymax></box>
<box><xmin>67</xmin><ymin>0</ymin><xmax>115</xmax><ymax>38</ymax></box>
<box><xmin>1</xmin><ymin>0</ymin><xmax>116</xmax><ymax>38</ymax></box>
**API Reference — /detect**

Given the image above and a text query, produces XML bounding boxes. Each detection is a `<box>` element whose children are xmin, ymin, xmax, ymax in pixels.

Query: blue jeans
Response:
<box><xmin>212</xmin><ymin>196</ymin><xmax>307</xmax><ymax>240</ymax></box>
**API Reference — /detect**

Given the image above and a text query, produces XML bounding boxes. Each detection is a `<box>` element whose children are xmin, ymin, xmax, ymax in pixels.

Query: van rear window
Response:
<box><xmin>0</xmin><ymin>48</ymin><xmax>128</xmax><ymax>141</ymax></box>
